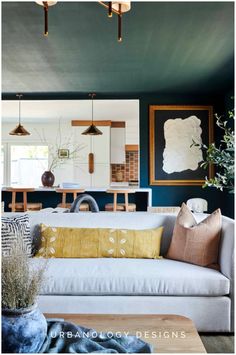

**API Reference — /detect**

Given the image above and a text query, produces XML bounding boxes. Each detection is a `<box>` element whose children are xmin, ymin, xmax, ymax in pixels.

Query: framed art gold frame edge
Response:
<box><xmin>149</xmin><ymin>105</ymin><xmax>214</xmax><ymax>186</ymax></box>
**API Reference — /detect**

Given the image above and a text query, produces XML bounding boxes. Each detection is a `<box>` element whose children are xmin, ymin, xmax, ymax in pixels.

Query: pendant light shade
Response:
<box><xmin>9</xmin><ymin>124</ymin><xmax>30</xmax><ymax>136</ymax></box>
<box><xmin>82</xmin><ymin>124</ymin><xmax>103</xmax><ymax>136</ymax></box>
<box><xmin>9</xmin><ymin>94</ymin><xmax>30</xmax><ymax>136</ymax></box>
<box><xmin>82</xmin><ymin>93</ymin><xmax>103</xmax><ymax>136</ymax></box>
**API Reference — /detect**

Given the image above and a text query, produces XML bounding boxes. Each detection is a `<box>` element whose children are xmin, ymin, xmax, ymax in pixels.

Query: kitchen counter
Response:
<box><xmin>2</xmin><ymin>187</ymin><xmax>152</xmax><ymax>211</ymax></box>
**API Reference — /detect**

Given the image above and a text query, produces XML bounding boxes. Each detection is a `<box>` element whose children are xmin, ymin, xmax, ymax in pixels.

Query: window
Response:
<box><xmin>1</xmin><ymin>145</ymin><xmax>4</xmax><ymax>186</ymax></box>
<box><xmin>10</xmin><ymin>145</ymin><xmax>48</xmax><ymax>187</ymax></box>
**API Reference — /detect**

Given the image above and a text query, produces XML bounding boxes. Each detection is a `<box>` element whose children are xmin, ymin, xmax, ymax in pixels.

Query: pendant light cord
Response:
<box><xmin>92</xmin><ymin>95</ymin><xmax>94</xmax><ymax>124</ymax></box>
<box><xmin>19</xmin><ymin>96</ymin><xmax>21</xmax><ymax>125</ymax></box>
<box><xmin>89</xmin><ymin>93</ymin><xmax>96</xmax><ymax>151</ymax></box>
<box><xmin>16</xmin><ymin>94</ymin><xmax>23</xmax><ymax>125</ymax></box>
<box><xmin>82</xmin><ymin>92</ymin><xmax>102</xmax><ymax>136</ymax></box>
<box><xmin>89</xmin><ymin>93</ymin><xmax>96</xmax><ymax>125</ymax></box>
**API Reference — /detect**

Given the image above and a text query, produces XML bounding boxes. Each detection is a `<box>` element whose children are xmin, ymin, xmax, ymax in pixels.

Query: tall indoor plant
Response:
<box><xmin>194</xmin><ymin>108</ymin><xmax>234</xmax><ymax>193</ymax></box>
<box><xmin>2</xmin><ymin>238</ymin><xmax>47</xmax><ymax>353</ymax></box>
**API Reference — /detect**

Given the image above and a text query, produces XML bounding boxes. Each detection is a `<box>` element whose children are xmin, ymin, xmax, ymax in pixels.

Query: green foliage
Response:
<box><xmin>196</xmin><ymin>108</ymin><xmax>234</xmax><ymax>193</ymax></box>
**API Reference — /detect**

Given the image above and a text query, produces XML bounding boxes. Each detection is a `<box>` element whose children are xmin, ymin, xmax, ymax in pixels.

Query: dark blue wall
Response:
<box><xmin>139</xmin><ymin>92</ymin><xmax>234</xmax><ymax>218</ymax></box>
<box><xmin>3</xmin><ymin>91</ymin><xmax>234</xmax><ymax>218</ymax></box>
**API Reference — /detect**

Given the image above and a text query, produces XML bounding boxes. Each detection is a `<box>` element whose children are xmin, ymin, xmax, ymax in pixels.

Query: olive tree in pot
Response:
<box><xmin>193</xmin><ymin>107</ymin><xmax>234</xmax><ymax>193</ymax></box>
<box><xmin>2</xmin><ymin>238</ymin><xmax>47</xmax><ymax>353</ymax></box>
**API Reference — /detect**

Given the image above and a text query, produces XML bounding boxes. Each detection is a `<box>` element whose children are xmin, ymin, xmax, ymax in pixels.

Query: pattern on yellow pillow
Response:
<box><xmin>100</xmin><ymin>228</ymin><xmax>163</xmax><ymax>259</ymax></box>
<box><xmin>35</xmin><ymin>224</ymin><xmax>163</xmax><ymax>259</ymax></box>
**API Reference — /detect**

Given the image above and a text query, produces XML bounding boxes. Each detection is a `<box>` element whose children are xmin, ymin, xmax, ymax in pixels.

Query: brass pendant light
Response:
<box><xmin>35</xmin><ymin>1</ymin><xmax>130</xmax><ymax>41</ymax></box>
<box><xmin>9</xmin><ymin>94</ymin><xmax>30</xmax><ymax>136</ymax></box>
<box><xmin>100</xmin><ymin>1</ymin><xmax>131</xmax><ymax>42</ymax></box>
<box><xmin>36</xmin><ymin>1</ymin><xmax>57</xmax><ymax>36</ymax></box>
<box><xmin>82</xmin><ymin>94</ymin><xmax>103</xmax><ymax>136</ymax></box>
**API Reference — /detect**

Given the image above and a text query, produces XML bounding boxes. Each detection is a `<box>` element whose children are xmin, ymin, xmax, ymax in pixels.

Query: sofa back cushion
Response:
<box><xmin>166</xmin><ymin>203</ymin><xmax>222</xmax><ymax>267</ymax></box>
<box><xmin>35</xmin><ymin>224</ymin><xmax>163</xmax><ymax>259</ymax></box>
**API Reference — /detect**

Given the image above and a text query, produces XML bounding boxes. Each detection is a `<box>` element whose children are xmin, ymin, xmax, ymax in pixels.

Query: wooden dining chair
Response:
<box><xmin>7</xmin><ymin>187</ymin><xmax>42</xmax><ymax>212</ymax></box>
<box><xmin>105</xmin><ymin>189</ymin><xmax>136</xmax><ymax>212</ymax></box>
<box><xmin>56</xmin><ymin>188</ymin><xmax>89</xmax><ymax>211</ymax></box>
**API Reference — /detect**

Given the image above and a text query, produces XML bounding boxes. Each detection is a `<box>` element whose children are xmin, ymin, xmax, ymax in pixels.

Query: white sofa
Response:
<box><xmin>4</xmin><ymin>212</ymin><xmax>234</xmax><ymax>332</ymax></box>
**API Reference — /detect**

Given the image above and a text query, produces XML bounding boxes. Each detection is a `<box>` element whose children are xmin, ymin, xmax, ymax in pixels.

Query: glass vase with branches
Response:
<box><xmin>35</xmin><ymin>122</ymin><xmax>85</xmax><ymax>172</ymax></box>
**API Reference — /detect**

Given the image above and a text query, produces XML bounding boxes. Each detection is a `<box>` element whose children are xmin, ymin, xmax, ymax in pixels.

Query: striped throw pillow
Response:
<box><xmin>1</xmin><ymin>214</ymin><xmax>32</xmax><ymax>257</ymax></box>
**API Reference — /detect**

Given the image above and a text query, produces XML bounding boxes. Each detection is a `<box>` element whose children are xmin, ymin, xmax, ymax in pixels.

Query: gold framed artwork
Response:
<box><xmin>58</xmin><ymin>149</ymin><xmax>69</xmax><ymax>159</ymax></box>
<box><xmin>149</xmin><ymin>105</ymin><xmax>214</xmax><ymax>186</ymax></box>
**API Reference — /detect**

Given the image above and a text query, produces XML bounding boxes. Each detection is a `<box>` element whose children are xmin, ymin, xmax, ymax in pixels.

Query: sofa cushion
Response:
<box><xmin>34</xmin><ymin>258</ymin><xmax>229</xmax><ymax>297</ymax></box>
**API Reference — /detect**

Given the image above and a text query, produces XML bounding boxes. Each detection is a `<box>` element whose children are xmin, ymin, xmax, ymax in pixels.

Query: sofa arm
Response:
<box><xmin>219</xmin><ymin>216</ymin><xmax>234</xmax><ymax>281</ymax></box>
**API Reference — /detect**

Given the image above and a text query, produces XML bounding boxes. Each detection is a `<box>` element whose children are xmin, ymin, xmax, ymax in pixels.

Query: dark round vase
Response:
<box><xmin>2</xmin><ymin>303</ymin><xmax>47</xmax><ymax>353</ymax></box>
<box><xmin>41</xmin><ymin>170</ymin><xmax>55</xmax><ymax>187</ymax></box>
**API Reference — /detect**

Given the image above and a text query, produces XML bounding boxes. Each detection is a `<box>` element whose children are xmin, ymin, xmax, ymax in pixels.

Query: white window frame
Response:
<box><xmin>1</xmin><ymin>143</ymin><xmax>9</xmax><ymax>186</ymax></box>
<box><xmin>2</xmin><ymin>141</ymin><xmax>48</xmax><ymax>187</ymax></box>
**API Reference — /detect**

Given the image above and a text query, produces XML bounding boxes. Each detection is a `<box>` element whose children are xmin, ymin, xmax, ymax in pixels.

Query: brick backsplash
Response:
<box><xmin>111</xmin><ymin>151</ymin><xmax>139</xmax><ymax>182</ymax></box>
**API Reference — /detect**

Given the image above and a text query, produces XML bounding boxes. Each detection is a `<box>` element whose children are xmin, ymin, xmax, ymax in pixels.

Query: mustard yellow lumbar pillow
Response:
<box><xmin>35</xmin><ymin>224</ymin><xmax>164</xmax><ymax>259</ymax></box>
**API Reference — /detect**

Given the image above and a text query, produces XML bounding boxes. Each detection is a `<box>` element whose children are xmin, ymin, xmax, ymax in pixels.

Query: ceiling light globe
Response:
<box><xmin>35</xmin><ymin>1</ymin><xmax>57</xmax><ymax>6</ymax></box>
<box><xmin>111</xmin><ymin>1</ymin><xmax>131</xmax><ymax>13</ymax></box>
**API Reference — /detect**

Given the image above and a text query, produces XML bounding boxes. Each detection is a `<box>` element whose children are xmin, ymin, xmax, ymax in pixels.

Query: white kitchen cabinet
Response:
<box><xmin>110</xmin><ymin>127</ymin><xmax>126</xmax><ymax>164</ymax></box>
<box><xmin>91</xmin><ymin>164</ymin><xmax>110</xmax><ymax>187</ymax></box>
<box><xmin>73</xmin><ymin>126</ymin><xmax>110</xmax><ymax>187</ymax></box>
<box><xmin>76</xmin><ymin>129</ymin><xmax>91</xmax><ymax>161</ymax></box>
<box><xmin>125</xmin><ymin>120</ymin><xmax>139</xmax><ymax>145</ymax></box>
<box><xmin>92</xmin><ymin>127</ymin><xmax>110</xmax><ymax>164</ymax></box>
<box><xmin>74</xmin><ymin>163</ymin><xmax>91</xmax><ymax>187</ymax></box>
<box><xmin>74</xmin><ymin>163</ymin><xmax>110</xmax><ymax>188</ymax></box>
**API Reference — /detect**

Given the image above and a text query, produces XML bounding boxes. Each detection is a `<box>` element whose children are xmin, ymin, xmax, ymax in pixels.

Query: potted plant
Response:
<box><xmin>193</xmin><ymin>107</ymin><xmax>234</xmax><ymax>193</ymax></box>
<box><xmin>2</xmin><ymin>237</ymin><xmax>47</xmax><ymax>353</ymax></box>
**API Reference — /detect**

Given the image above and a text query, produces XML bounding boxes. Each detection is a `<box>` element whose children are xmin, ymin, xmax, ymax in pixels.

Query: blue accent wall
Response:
<box><xmin>3</xmin><ymin>90</ymin><xmax>234</xmax><ymax>218</ymax></box>
<box><xmin>139</xmin><ymin>93</ymin><xmax>234</xmax><ymax>218</ymax></box>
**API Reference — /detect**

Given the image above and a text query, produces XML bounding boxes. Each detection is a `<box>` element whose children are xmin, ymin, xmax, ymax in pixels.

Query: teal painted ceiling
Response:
<box><xmin>2</xmin><ymin>1</ymin><xmax>234</xmax><ymax>94</ymax></box>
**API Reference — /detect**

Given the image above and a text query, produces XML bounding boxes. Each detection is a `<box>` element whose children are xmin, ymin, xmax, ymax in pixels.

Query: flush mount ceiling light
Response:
<box><xmin>35</xmin><ymin>1</ymin><xmax>130</xmax><ymax>41</ymax></box>
<box><xmin>82</xmin><ymin>94</ymin><xmax>103</xmax><ymax>136</ymax></box>
<box><xmin>36</xmin><ymin>1</ymin><xmax>57</xmax><ymax>36</ymax></box>
<box><xmin>9</xmin><ymin>94</ymin><xmax>30</xmax><ymax>136</ymax></box>
<box><xmin>99</xmin><ymin>1</ymin><xmax>131</xmax><ymax>42</ymax></box>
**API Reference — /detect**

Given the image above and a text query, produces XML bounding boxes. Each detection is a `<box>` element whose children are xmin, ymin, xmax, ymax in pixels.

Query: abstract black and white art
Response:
<box><xmin>149</xmin><ymin>105</ymin><xmax>214</xmax><ymax>186</ymax></box>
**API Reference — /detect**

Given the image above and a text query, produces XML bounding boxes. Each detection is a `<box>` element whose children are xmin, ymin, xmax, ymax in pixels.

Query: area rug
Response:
<box><xmin>200</xmin><ymin>334</ymin><xmax>234</xmax><ymax>353</ymax></box>
<box><xmin>39</xmin><ymin>319</ymin><xmax>153</xmax><ymax>353</ymax></box>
